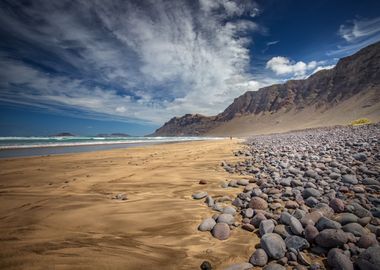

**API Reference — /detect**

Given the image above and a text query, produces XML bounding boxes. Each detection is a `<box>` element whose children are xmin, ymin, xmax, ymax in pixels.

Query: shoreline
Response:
<box><xmin>0</xmin><ymin>139</ymin><xmax>254</xmax><ymax>269</ymax></box>
<box><xmin>0</xmin><ymin>138</ymin><xmax>225</xmax><ymax>159</ymax></box>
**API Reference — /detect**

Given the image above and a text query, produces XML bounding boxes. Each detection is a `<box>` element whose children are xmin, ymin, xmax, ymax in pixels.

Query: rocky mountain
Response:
<box><xmin>152</xmin><ymin>41</ymin><xmax>380</xmax><ymax>136</ymax></box>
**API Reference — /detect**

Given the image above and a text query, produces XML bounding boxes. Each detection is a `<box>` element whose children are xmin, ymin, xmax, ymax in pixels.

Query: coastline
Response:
<box><xmin>0</xmin><ymin>139</ymin><xmax>256</xmax><ymax>269</ymax></box>
<box><xmin>0</xmin><ymin>137</ymin><xmax>224</xmax><ymax>159</ymax></box>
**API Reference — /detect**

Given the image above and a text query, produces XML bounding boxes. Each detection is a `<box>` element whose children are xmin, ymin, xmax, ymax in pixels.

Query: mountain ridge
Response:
<box><xmin>152</xmin><ymin>41</ymin><xmax>380</xmax><ymax>136</ymax></box>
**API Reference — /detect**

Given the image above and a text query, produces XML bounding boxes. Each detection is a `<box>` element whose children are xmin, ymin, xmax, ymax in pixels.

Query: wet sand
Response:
<box><xmin>0</xmin><ymin>139</ymin><xmax>259</xmax><ymax>269</ymax></box>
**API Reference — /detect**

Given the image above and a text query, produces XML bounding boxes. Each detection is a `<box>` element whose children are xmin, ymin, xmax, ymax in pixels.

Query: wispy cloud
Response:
<box><xmin>339</xmin><ymin>17</ymin><xmax>380</xmax><ymax>42</ymax></box>
<box><xmin>0</xmin><ymin>0</ymin><xmax>263</xmax><ymax>124</ymax></box>
<box><xmin>328</xmin><ymin>16</ymin><xmax>380</xmax><ymax>56</ymax></box>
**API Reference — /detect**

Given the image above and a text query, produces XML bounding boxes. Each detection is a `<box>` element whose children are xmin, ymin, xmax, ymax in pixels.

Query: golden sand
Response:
<box><xmin>0</xmin><ymin>139</ymin><xmax>259</xmax><ymax>270</ymax></box>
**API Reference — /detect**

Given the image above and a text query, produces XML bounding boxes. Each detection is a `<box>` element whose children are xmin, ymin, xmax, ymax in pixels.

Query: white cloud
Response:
<box><xmin>0</xmin><ymin>0</ymin><xmax>264</xmax><ymax>124</ymax></box>
<box><xmin>266</xmin><ymin>57</ymin><xmax>320</xmax><ymax>78</ymax></box>
<box><xmin>339</xmin><ymin>17</ymin><xmax>380</xmax><ymax>42</ymax></box>
<box><xmin>266</xmin><ymin>57</ymin><xmax>337</xmax><ymax>79</ymax></box>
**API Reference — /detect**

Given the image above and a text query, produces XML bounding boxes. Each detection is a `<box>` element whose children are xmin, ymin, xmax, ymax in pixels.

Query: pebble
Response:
<box><xmin>217</xmin><ymin>214</ymin><xmax>235</xmax><ymax>225</ymax></box>
<box><xmin>327</xmin><ymin>248</ymin><xmax>354</xmax><ymax>270</ymax></box>
<box><xmin>289</xmin><ymin>216</ymin><xmax>304</xmax><ymax>235</ymax></box>
<box><xmin>249</xmin><ymin>197</ymin><xmax>268</xmax><ymax>210</ymax></box>
<box><xmin>342</xmin><ymin>222</ymin><xmax>367</xmax><ymax>237</ymax></box>
<box><xmin>259</xmin><ymin>219</ymin><xmax>275</xmax><ymax>236</ymax></box>
<box><xmin>249</xmin><ymin>248</ymin><xmax>268</xmax><ymax>266</ymax></box>
<box><xmin>192</xmin><ymin>191</ymin><xmax>208</xmax><ymax>199</ymax></box>
<box><xmin>211</xmin><ymin>223</ymin><xmax>230</xmax><ymax>240</ymax></box>
<box><xmin>305</xmin><ymin>224</ymin><xmax>319</xmax><ymax>243</ymax></box>
<box><xmin>356</xmin><ymin>246</ymin><xmax>380</xmax><ymax>270</ymax></box>
<box><xmin>198</xmin><ymin>218</ymin><xmax>216</xmax><ymax>231</ymax></box>
<box><xmin>316</xmin><ymin>216</ymin><xmax>342</xmax><ymax>231</ymax></box>
<box><xmin>260</xmin><ymin>233</ymin><xmax>286</xmax><ymax>259</ymax></box>
<box><xmin>357</xmin><ymin>233</ymin><xmax>378</xmax><ymax>248</ymax></box>
<box><xmin>329</xmin><ymin>198</ymin><xmax>345</xmax><ymax>213</ymax></box>
<box><xmin>342</xmin><ymin>175</ymin><xmax>358</xmax><ymax>185</ymax></box>
<box><xmin>315</xmin><ymin>229</ymin><xmax>348</xmax><ymax>248</ymax></box>
<box><xmin>222</xmin><ymin>206</ymin><xmax>237</xmax><ymax>216</ymax></box>
<box><xmin>285</xmin><ymin>235</ymin><xmax>310</xmax><ymax>251</ymax></box>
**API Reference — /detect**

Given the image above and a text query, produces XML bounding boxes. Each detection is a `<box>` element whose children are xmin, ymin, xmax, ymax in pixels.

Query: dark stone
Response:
<box><xmin>285</xmin><ymin>235</ymin><xmax>310</xmax><ymax>251</ymax></box>
<box><xmin>200</xmin><ymin>261</ymin><xmax>212</xmax><ymax>270</ymax></box>
<box><xmin>356</xmin><ymin>246</ymin><xmax>380</xmax><ymax>270</ymax></box>
<box><xmin>342</xmin><ymin>223</ymin><xmax>367</xmax><ymax>237</ymax></box>
<box><xmin>327</xmin><ymin>248</ymin><xmax>354</xmax><ymax>270</ymax></box>
<box><xmin>249</xmin><ymin>248</ymin><xmax>268</xmax><ymax>267</ymax></box>
<box><xmin>315</xmin><ymin>229</ymin><xmax>348</xmax><ymax>248</ymax></box>
<box><xmin>260</xmin><ymin>233</ymin><xmax>287</xmax><ymax>259</ymax></box>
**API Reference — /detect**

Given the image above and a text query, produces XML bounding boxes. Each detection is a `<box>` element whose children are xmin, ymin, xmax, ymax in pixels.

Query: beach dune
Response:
<box><xmin>0</xmin><ymin>140</ymin><xmax>258</xmax><ymax>269</ymax></box>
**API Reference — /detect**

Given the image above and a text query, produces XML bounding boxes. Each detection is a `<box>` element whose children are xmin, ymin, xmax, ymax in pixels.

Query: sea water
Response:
<box><xmin>0</xmin><ymin>136</ymin><xmax>222</xmax><ymax>158</ymax></box>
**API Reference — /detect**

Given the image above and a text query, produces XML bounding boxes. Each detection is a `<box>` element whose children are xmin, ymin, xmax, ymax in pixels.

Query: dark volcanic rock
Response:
<box><xmin>356</xmin><ymin>246</ymin><xmax>380</xmax><ymax>270</ymax></box>
<box><xmin>285</xmin><ymin>235</ymin><xmax>310</xmax><ymax>251</ymax></box>
<box><xmin>315</xmin><ymin>229</ymin><xmax>348</xmax><ymax>248</ymax></box>
<box><xmin>327</xmin><ymin>248</ymin><xmax>354</xmax><ymax>270</ymax></box>
<box><xmin>260</xmin><ymin>233</ymin><xmax>287</xmax><ymax>259</ymax></box>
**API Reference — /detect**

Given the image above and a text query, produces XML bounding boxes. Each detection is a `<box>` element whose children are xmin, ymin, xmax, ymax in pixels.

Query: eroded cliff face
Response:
<box><xmin>152</xmin><ymin>41</ymin><xmax>380</xmax><ymax>136</ymax></box>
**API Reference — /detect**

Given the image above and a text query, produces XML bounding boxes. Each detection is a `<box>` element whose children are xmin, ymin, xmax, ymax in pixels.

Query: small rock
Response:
<box><xmin>217</xmin><ymin>214</ymin><xmax>235</xmax><ymax>225</ymax></box>
<box><xmin>315</xmin><ymin>229</ymin><xmax>348</xmax><ymax>248</ymax></box>
<box><xmin>334</xmin><ymin>213</ymin><xmax>359</xmax><ymax>225</ymax></box>
<box><xmin>289</xmin><ymin>216</ymin><xmax>304</xmax><ymax>235</ymax></box>
<box><xmin>193</xmin><ymin>191</ymin><xmax>208</xmax><ymax>200</ymax></box>
<box><xmin>285</xmin><ymin>235</ymin><xmax>310</xmax><ymax>251</ymax></box>
<box><xmin>200</xmin><ymin>261</ymin><xmax>212</xmax><ymax>270</ymax></box>
<box><xmin>260</xmin><ymin>219</ymin><xmax>275</xmax><ymax>236</ymax></box>
<box><xmin>249</xmin><ymin>197</ymin><xmax>268</xmax><ymax>210</ymax></box>
<box><xmin>329</xmin><ymin>198</ymin><xmax>345</xmax><ymax>213</ymax></box>
<box><xmin>242</xmin><ymin>223</ymin><xmax>255</xmax><ymax>232</ymax></box>
<box><xmin>356</xmin><ymin>246</ymin><xmax>380</xmax><ymax>270</ymax></box>
<box><xmin>316</xmin><ymin>217</ymin><xmax>342</xmax><ymax>231</ymax></box>
<box><xmin>237</xmin><ymin>179</ymin><xmax>250</xmax><ymax>186</ymax></box>
<box><xmin>342</xmin><ymin>175</ymin><xmax>358</xmax><ymax>185</ymax></box>
<box><xmin>199</xmin><ymin>179</ymin><xmax>208</xmax><ymax>185</ymax></box>
<box><xmin>305</xmin><ymin>224</ymin><xmax>319</xmax><ymax>243</ymax></box>
<box><xmin>260</xmin><ymin>233</ymin><xmax>287</xmax><ymax>259</ymax></box>
<box><xmin>198</xmin><ymin>218</ymin><xmax>216</xmax><ymax>231</ymax></box>
<box><xmin>357</xmin><ymin>233</ymin><xmax>379</xmax><ymax>248</ymax></box>
<box><xmin>223</xmin><ymin>206</ymin><xmax>237</xmax><ymax>216</ymax></box>
<box><xmin>342</xmin><ymin>223</ymin><xmax>367</xmax><ymax>237</ymax></box>
<box><xmin>249</xmin><ymin>248</ymin><xmax>268</xmax><ymax>266</ymax></box>
<box><xmin>327</xmin><ymin>248</ymin><xmax>354</xmax><ymax>270</ymax></box>
<box><xmin>113</xmin><ymin>193</ymin><xmax>128</xmax><ymax>200</ymax></box>
<box><xmin>211</xmin><ymin>223</ymin><xmax>230</xmax><ymax>240</ymax></box>
<box><xmin>303</xmin><ymin>188</ymin><xmax>321</xmax><ymax>199</ymax></box>
<box><xmin>251</xmin><ymin>213</ymin><xmax>267</xmax><ymax>227</ymax></box>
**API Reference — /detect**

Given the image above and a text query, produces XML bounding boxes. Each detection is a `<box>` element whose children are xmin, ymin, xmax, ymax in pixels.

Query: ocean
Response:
<box><xmin>0</xmin><ymin>136</ymin><xmax>222</xmax><ymax>158</ymax></box>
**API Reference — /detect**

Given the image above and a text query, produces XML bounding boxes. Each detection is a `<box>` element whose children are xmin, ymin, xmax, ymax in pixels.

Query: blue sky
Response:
<box><xmin>0</xmin><ymin>0</ymin><xmax>379</xmax><ymax>136</ymax></box>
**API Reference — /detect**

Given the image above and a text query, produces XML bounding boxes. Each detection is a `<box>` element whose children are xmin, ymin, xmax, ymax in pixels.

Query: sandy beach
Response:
<box><xmin>0</xmin><ymin>139</ymin><xmax>259</xmax><ymax>270</ymax></box>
